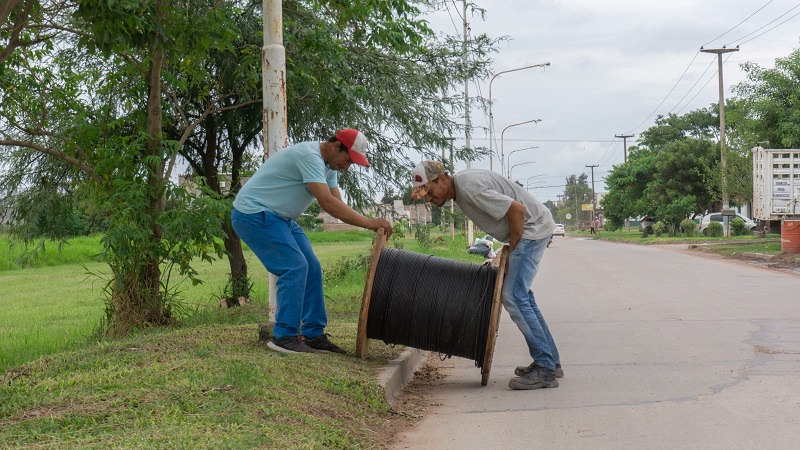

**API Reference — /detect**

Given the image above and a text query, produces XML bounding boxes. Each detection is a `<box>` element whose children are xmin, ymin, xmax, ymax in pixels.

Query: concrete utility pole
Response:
<box><xmin>615</xmin><ymin>133</ymin><xmax>635</xmax><ymax>163</ymax></box>
<box><xmin>701</xmin><ymin>46</ymin><xmax>739</xmax><ymax>209</ymax></box>
<box><xmin>701</xmin><ymin>46</ymin><xmax>739</xmax><ymax>237</ymax></box>
<box><xmin>263</xmin><ymin>0</ymin><xmax>288</xmax><ymax>325</ymax></box>
<box><xmin>586</xmin><ymin>165</ymin><xmax>599</xmax><ymax>222</ymax></box>
<box><xmin>445</xmin><ymin>137</ymin><xmax>456</xmax><ymax>241</ymax></box>
<box><xmin>463</xmin><ymin>0</ymin><xmax>474</xmax><ymax>245</ymax></box>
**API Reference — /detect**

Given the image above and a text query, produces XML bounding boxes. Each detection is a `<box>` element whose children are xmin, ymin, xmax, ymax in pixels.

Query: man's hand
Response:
<box><xmin>367</xmin><ymin>218</ymin><xmax>393</xmax><ymax>238</ymax></box>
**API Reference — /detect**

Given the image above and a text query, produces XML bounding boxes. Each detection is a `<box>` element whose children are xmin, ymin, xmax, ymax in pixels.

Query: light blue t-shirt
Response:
<box><xmin>233</xmin><ymin>141</ymin><xmax>338</xmax><ymax>219</ymax></box>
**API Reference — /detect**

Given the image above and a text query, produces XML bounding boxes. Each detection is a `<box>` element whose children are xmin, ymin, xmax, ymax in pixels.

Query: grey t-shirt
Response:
<box><xmin>453</xmin><ymin>170</ymin><xmax>555</xmax><ymax>242</ymax></box>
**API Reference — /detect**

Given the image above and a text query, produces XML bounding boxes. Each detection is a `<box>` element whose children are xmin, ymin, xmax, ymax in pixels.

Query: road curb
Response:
<box><xmin>377</xmin><ymin>347</ymin><xmax>429</xmax><ymax>405</ymax></box>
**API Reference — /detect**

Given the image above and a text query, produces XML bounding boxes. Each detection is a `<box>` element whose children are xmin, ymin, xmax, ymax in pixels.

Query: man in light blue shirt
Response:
<box><xmin>232</xmin><ymin>129</ymin><xmax>391</xmax><ymax>354</ymax></box>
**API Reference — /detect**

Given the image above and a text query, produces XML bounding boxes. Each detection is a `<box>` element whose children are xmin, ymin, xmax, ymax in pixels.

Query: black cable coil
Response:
<box><xmin>367</xmin><ymin>248</ymin><xmax>498</xmax><ymax>367</ymax></box>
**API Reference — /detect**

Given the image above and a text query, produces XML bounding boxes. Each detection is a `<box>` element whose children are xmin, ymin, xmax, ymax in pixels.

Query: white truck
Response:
<box><xmin>752</xmin><ymin>146</ymin><xmax>800</xmax><ymax>233</ymax></box>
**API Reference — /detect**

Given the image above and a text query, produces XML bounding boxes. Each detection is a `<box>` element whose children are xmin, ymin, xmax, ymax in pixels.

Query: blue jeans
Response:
<box><xmin>502</xmin><ymin>238</ymin><xmax>560</xmax><ymax>370</ymax></box>
<box><xmin>230</xmin><ymin>208</ymin><xmax>327</xmax><ymax>340</ymax></box>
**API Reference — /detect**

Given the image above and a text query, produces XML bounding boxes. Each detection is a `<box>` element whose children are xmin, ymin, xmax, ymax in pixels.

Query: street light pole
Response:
<box><xmin>509</xmin><ymin>160</ymin><xmax>536</xmax><ymax>180</ymax></box>
<box><xmin>488</xmin><ymin>62</ymin><xmax>550</xmax><ymax>172</ymax></box>
<box><xmin>501</xmin><ymin>119</ymin><xmax>540</xmax><ymax>176</ymax></box>
<box><xmin>505</xmin><ymin>145</ymin><xmax>539</xmax><ymax>177</ymax></box>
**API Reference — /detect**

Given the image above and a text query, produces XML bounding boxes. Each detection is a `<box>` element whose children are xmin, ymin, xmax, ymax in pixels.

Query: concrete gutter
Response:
<box><xmin>376</xmin><ymin>348</ymin><xmax>429</xmax><ymax>405</ymax></box>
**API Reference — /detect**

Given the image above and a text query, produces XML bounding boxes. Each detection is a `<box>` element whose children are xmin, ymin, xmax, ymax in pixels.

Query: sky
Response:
<box><xmin>425</xmin><ymin>0</ymin><xmax>800</xmax><ymax>202</ymax></box>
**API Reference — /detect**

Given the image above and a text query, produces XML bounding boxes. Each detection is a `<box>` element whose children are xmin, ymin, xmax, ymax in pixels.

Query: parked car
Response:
<box><xmin>552</xmin><ymin>223</ymin><xmax>566</xmax><ymax>237</ymax></box>
<box><xmin>638</xmin><ymin>216</ymin><xmax>657</xmax><ymax>234</ymax></box>
<box><xmin>698</xmin><ymin>212</ymin><xmax>757</xmax><ymax>235</ymax></box>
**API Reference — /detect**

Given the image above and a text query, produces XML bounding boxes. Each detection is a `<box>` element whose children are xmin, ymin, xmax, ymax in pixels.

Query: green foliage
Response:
<box><xmin>323</xmin><ymin>254</ymin><xmax>370</xmax><ymax>288</ymax></box>
<box><xmin>554</xmin><ymin>174</ymin><xmax>593</xmax><ymax>227</ymax></box>
<box><xmin>96</xmin><ymin>177</ymin><xmax>228</xmax><ymax>336</ymax></box>
<box><xmin>680</xmin><ymin>218</ymin><xmax>697</xmax><ymax>236</ymax></box>
<box><xmin>731</xmin><ymin>217</ymin><xmax>748</xmax><ymax>236</ymax></box>
<box><xmin>707</xmin><ymin>221</ymin><xmax>724</xmax><ymax>237</ymax></box>
<box><xmin>735</xmin><ymin>49</ymin><xmax>800</xmax><ymax>149</ymax></box>
<box><xmin>282</xmin><ymin>1</ymin><xmax>503</xmax><ymax>209</ymax></box>
<box><xmin>652</xmin><ymin>221</ymin><xmax>666</xmax><ymax>237</ymax></box>
<box><xmin>391</xmin><ymin>220</ymin><xmax>406</xmax><ymax>249</ymax></box>
<box><xmin>413</xmin><ymin>222</ymin><xmax>433</xmax><ymax>248</ymax></box>
<box><xmin>218</xmin><ymin>272</ymin><xmax>255</xmax><ymax>307</ymax></box>
<box><xmin>297</xmin><ymin>200</ymin><xmax>324</xmax><ymax>231</ymax></box>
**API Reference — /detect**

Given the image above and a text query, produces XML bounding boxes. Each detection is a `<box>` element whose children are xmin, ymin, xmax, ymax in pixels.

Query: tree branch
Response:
<box><xmin>0</xmin><ymin>139</ymin><xmax>103</xmax><ymax>182</ymax></box>
<box><xmin>164</xmin><ymin>99</ymin><xmax>261</xmax><ymax>181</ymax></box>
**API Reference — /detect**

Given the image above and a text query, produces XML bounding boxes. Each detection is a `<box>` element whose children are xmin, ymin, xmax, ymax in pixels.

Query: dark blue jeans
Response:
<box><xmin>231</xmin><ymin>208</ymin><xmax>326</xmax><ymax>340</ymax></box>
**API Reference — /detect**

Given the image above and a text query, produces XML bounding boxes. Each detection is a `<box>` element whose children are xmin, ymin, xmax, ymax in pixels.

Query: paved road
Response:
<box><xmin>389</xmin><ymin>237</ymin><xmax>800</xmax><ymax>449</ymax></box>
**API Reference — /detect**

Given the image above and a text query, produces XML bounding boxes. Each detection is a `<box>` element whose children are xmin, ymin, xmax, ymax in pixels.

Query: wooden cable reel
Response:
<box><xmin>356</xmin><ymin>229</ymin><xmax>509</xmax><ymax>386</ymax></box>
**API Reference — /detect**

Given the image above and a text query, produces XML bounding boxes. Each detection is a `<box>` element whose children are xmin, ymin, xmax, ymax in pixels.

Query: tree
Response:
<box><xmin>0</xmin><ymin>0</ymin><xmax>502</xmax><ymax>334</ymax></box>
<box><xmin>603</xmin><ymin>106</ymin><xmax>728</xmax><ymax>230</ymax></box>
<box><xmin>556</xmin><ymin>174</ymin><xmax>591</xmax><ymax>229</ymax></box>
<box><xmin>648</xmin><ymin>138</ymin><xmax>717</xmax><ymax>224</ymax></box>
<box><xmin>1</xmin><ymin>0</ymin><xmax>234</xmax><ymax>335</ymax></box>
<box><xmin>601</xmin><ymin>146</ymin><xmax>657</xmax><ymax>229</ymax></box>
<box><xmin>734</xmin><ymin>49</ymin><xmax>800</xmax><ymax>149</ymax></box>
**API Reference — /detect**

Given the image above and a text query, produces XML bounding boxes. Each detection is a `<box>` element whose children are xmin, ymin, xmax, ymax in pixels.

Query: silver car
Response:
<box><xmin>698</xmin><ymin>212</ymin><xmax>757</xmax><ymax>235</ymax></box>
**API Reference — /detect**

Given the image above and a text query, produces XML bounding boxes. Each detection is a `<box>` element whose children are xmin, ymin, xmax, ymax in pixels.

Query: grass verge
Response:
<box><xmin>1</xmin><ymin>229</ymin><xmax>486</xmax><ymax>448</ymax></box>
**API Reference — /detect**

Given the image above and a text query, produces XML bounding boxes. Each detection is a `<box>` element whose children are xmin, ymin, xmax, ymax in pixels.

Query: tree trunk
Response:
<box><xmin>110</xmin><ymin>29</ymin><xmax>169</xmax><ymax>335</ymax></box>
<box><xmin>223</xmin><ymin>220</ymin><xmax>249</xmax><ymax>305</ymax></box>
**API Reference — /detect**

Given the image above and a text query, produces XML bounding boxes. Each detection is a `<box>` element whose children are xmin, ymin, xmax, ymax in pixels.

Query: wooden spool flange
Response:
<box><xmin>481</xmin><ymin>244</ymin><xmax>509</xmax><ymax>386</ymax></box>
<box><xmin>355</xmin><ymin>228</ymin><xmax>387</xmax><ymax>358</ymax></box>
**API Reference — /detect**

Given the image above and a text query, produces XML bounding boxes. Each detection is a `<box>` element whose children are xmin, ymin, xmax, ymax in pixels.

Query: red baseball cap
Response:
<box><xmin>335</xmin><ymin>128</ymin><xmax>370</xmax><ymax>167</ymax></box>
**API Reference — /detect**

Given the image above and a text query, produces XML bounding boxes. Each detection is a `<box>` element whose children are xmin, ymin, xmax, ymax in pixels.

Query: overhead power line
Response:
<box><xmin>729</xmin><ymin>5</ymin><xmax>800</xmax><ymax>46</ymax></box>
<box><xmin>702</xmin><ymin>0</ymin><xmax>774</xmax><ymax>47</ymax></box>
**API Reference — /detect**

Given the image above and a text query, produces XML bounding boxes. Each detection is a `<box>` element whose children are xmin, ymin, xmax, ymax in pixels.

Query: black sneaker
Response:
<box><xmin>267</xmin><ymin>336</ymin><xmax>319</xmax><ymax>354</ymax></box>
<box><xmin>301</xmin><ymin>334</ymin><xmax>346</xmax><ymax>354</ymax></box>
<box><xmin>515</xmin><ymin>362</ymin><xmax>564</xmax><ymax>378</ymax></box>
<box><xmin>508</xmin><ymin>364</ymin><xmax>559</xmax><ymax>390</ymax></box>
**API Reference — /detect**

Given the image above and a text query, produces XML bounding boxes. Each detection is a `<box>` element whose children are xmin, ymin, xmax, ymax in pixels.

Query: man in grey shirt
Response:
<box><xmin>411</xmin><ymin>161</ymin><xmax>562</xmax><ymax>390</ymax></box>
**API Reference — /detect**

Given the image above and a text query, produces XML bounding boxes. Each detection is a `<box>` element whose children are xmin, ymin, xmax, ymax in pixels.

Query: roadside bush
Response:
<box><xmin>680</xmin><ymin>218</ymin><xmax>696</xmax><ymax>236</ymax></box>
<box><xmin>653</xmin><ymin>221</ymin><xmax>666</xmax><ymax>237</ymax></box>
<box><xmin>707</xmin><ymin>221</ymin><xmax>724</xmax><ymax>237</ymax></box>
<box><xmin>731</xmin><ymin>217</ymin><xmax>748</xmax><ymax>236</ymax></box>
<box><xmin>414</xmin><ymin>223</ymin><xmax>433</xmax><ymax>248</ymax></box>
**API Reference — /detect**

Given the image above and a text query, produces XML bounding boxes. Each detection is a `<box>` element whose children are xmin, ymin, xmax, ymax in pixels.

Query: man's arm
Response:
<box><xmin>307</xmin><ymin>183</ymin><xmax>392</xmax><ymax>236</ymax></box>
<box><xmin>505</xmin><ymin>200</ymin><xmax>527</xmax><ymax>252</ymax></box>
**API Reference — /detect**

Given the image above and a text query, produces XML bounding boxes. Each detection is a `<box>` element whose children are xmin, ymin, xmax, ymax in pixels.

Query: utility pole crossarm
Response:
<box><xmin>615</xmin><ymin>133</ymin><xmax>634</xmax><ymax>163</ymax></box>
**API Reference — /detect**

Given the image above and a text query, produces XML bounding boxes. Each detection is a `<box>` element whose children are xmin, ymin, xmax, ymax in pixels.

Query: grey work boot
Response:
<box><xmin>508</xmin><ymin>364</ymin><xmax>559</xmax><ymax>390</ymax></box>
<box><xmin>515</xmin><ymin>362</ymin><xmax>564</xmax><ymax>378</ymax></box>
